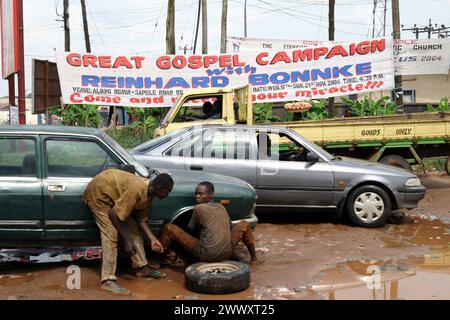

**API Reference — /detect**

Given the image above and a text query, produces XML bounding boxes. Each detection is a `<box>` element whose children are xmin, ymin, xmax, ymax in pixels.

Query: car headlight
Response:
<box><xmin>405</xmin><ymin>177</ymin><xmax>421</xmax><ymax>187</ymax></box>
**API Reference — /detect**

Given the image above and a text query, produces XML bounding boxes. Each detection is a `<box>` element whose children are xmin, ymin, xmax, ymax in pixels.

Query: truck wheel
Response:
<box><xmin>185</xmin><ymin>261</ymin><xmax>250</xmax><ymax>294</ymax></box>
<box><xmin>380</xmin><ymin>155</ymin><xmax>412</xmax><ymax>172</ymax></box>
<box><xmin>446</xmin><ymin>157</ymin><xmax>450</xmax><ymax>176</ymax></box>
<box><xmin>346</xmin><ymin>185</ymin><xmax>392</xmax><ymax>228</ymax></box>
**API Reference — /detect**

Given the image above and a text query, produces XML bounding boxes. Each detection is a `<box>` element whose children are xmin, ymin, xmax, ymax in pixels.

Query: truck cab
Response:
<box><xmin>155</xmin><ymin>85</ymin><xmax>253</xmax><ymax>137</ymax></box>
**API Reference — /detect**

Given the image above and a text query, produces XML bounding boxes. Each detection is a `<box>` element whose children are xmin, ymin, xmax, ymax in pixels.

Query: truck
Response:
<box><xmin>154</xmin><ymin>85</ymin><xmax>450</xmax><ymax>175</ymax></box>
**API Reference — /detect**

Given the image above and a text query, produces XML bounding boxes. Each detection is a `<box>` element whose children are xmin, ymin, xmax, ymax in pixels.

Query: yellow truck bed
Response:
<box><xmin>271</xmin><ymin>112</ymin><xmax>450</xmax><ymax>146</ymax></box>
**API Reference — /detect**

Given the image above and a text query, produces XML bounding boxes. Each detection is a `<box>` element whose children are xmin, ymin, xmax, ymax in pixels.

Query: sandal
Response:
<box><xmin>134</xmin><ymin>266</ymin><xmax>167</xmax><ymax>278</ymax></box>
<box><xmin>101</xmin><ymin>282</ymin><xmax>132</xmax><ymax>296</ymax></box>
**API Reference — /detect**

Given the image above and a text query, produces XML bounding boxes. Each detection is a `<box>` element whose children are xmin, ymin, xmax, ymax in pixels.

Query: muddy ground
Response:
<box><xmin>1</xmin><ymin>173</ymin><xmax>449</xmax><ymax>300</ymax></box>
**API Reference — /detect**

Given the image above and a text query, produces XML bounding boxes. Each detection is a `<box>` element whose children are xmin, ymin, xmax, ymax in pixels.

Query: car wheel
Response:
<box><xmin>446</xmin><ymin>157</ymin><xmax>450</xmax><ymax>176</ymax></box>
<box><xmin>185</xmin><ymin>260</ymin><xmax>250</xmax><ymax>294</ymax></box>
<box><xmin>346</xmin><ymin>185</ymin><xmax>392</xmax><ymax>228</ymax></box>
<box><xmin>380</xmin><ymin>155</ymin><xmax>412</xmax><ymax>172</ymax></box>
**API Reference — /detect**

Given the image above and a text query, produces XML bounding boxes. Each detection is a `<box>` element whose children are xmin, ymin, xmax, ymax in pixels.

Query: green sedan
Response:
<box><xmin>0</xmin><ymin>125</ymin><xmax>257</xmax><ymax>248</ymax></box>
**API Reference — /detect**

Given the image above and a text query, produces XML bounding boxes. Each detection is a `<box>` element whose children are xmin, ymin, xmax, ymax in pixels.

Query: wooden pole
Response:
<box><xmin>80</xmin><ymin>0</ymin><xmax>91</xmax><ymax>53</ymax></box>
<box><xmin>64</xmin><ymin>0</ymin><xmax>70</xmax><ymax>51</ymax></box>
<box><xmin>202</xmin><ymin>0</ymin><xmax>208</xmax><ymax>54</ymax></box>
<box><xmin>220</xmin><ymin>0</ymin><xmax>228</xmax><ymax>53</ymax></box>
<box><xmin>328</xmin><ymin>0</ymin><xmax>336</xmax><ymax>118</ymax></box>
<box><xmin>166</xmin><ymin>0</ymin><xmax>175</xmax><ymax>54</ymax></box>
<box><xmin>193</xmin><ymin>0</ymin><xmax>201</xmax><ymax>54</ymax></box>
<box><xmin>391</xmin><ymin>0</ymin><xmax>403</xmax><ymax>107</ymax></box>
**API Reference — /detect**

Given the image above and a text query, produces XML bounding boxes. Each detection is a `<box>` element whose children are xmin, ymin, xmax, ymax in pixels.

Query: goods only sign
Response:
<box><xmin>56</xmin><ymin>38</ymin><xmax>394</xmax><ymax>107</ymax></box>
<box><xmin>229</xmin><ymin>36</ymin><xmax>450</xmax><ymax>76</ymax></box>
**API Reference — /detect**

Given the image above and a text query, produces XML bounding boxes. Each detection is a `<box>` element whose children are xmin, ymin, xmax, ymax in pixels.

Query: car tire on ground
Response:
<box><xmin>379</xmin><ymin>155</ymin><xmax>412</xmax><ymax>172</ymax></box>
<box><xmin>446</xmin><ymin>156</ymin><xmax>450</xmax><ymax>176</ymax></box>
<box><xmin>346</xmin><ymin>185</ymin><xmax>392</xmax><ymax>228</ymax></box>
<box><xmin>185</xmin><ymin>260</ymin><xmax>250</xmax><ymax>294</ymax></box>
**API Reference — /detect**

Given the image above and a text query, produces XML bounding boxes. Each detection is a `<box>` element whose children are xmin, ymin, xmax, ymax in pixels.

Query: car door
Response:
<box><xmin>42</xmin><ymin>136</ymin><xmax>121</xmax><ymax>243</ymax></box>
<box><xmin>255</xmin><ymin>129</ymin><xmax>335</xmax><ymax>208</ymax></box>
<box><xmin>0</xmin><ymin>135</ymin><xmax>43</xmax><ymax>243</ymax></box>
<box><xmin>182</xmin><ymin>128</ymin><xmax>257</xmax><ymax>185</ymax></box>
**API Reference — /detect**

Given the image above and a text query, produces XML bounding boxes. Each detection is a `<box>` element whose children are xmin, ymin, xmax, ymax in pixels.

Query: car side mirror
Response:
<box><xmin>119</xmin><ymin>164</ymin><xmax>136</xmax><ymax>174</ymax></box>
<box><xmin>306</xmin><ymin>152</ymin><xmax>319</xmax><ymax>164</ymax></box>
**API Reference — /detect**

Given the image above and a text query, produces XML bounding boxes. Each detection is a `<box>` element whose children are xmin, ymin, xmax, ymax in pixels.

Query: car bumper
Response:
<box><xmin>232</xmin><ymin>214</ymin><xmax>259</xmax><ymax>229</ymax></box>
<box><xmin>395</xmin><ymin>186</ymin><xmax>427</xmax><ymax>209</ymax></box>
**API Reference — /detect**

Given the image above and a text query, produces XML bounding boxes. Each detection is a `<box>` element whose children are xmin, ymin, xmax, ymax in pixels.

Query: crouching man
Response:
<box><xmin>82</xmin><ymin>168</ymin><xmax>174</xmax><ymax>295</ymax></box>
<box><xmin>159</xmin><ymin>181</ymin><xmax>264</xmax><ymax>265</ymax></box>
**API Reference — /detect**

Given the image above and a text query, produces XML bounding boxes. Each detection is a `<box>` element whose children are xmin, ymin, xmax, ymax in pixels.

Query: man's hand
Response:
<box><xmin>150</xmin><ymin>239</ymin><xmax>164</xmax><ymax>253</ymax></box>
<box><xmin>122</xmin><ymin>240</ymin><xmax>137</xmax><ymax>257</ymax></box>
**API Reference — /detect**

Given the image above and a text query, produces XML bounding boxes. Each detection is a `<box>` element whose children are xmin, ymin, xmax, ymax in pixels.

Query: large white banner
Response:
<box><xmin>228</xmin><ymin>36</ymin><xmax>450</xmax><ymax>75</ymax></box>
<box><xmin>56</xmin><ymin>38</ymin><xmax>394</xmax><ymax>107</ymax></box>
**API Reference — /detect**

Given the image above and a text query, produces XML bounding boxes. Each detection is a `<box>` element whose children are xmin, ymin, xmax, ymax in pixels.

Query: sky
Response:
<box><xmin>1</xmin><ymin>0</ymin><xmax>450</xmax><ymax>97</ymax></box>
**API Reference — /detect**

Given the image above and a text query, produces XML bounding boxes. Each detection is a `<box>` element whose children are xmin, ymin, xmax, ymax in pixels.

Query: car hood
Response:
<box><xmin>331</xmin><ymin>157</ymin><xmax>416</xmax><ymax>177</ymax></box>
<box><xmin>152</xmin><ymin>167</ymin><xmax>255</xmax><ymax>190</ymax></box>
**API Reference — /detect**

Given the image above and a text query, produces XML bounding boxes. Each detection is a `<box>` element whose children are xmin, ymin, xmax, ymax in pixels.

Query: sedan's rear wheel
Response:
<box><xmin>346</xmin><ymin>185</ymin><xmax>392</xmax><ymax>228</ymax></box>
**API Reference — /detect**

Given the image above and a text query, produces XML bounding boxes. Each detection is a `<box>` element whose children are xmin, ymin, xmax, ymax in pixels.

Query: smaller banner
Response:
<box><xmin>393</xmin><ymin>39</ymin><xmax>450</xmax><ymax>75</ymax></box>
<box><xmin>9</xmin><ymin>105</ymin><xmax>18</xmax><ymax>124</ymax></box>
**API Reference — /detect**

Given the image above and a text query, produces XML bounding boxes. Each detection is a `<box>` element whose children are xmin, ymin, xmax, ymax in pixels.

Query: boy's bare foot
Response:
<box><xmin>249</xmin><ymin>251</ymin><xmax>265</xmax><ymax>265</ymax></box>
<box><xmin>101</xmin><ymin>280</ymin><xmax>131</xmax><ymax>296</ymax></box>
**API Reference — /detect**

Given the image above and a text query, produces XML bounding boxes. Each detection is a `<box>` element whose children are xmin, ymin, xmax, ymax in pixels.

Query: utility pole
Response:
<box><xmin>193</xmin><ymin>0</ymin><xmax>201</xmax><ymax>54</ymax></box>
<box><xmin>166</xmin><ymin>0</ymin><xmax>175</xmax><ymax>54</ymax></box>
<box><xmin>80</xmin><ymin>0</ymin><xmax>91</xmax><ymax>53</ymax></box>
<box><xmin>63</xmin><ymin>0</ymin><xmax>70</xmax><ymax>51</ymax></box>
<box><xmin>244</xmin><ymin>0</ymin><xmax>247</xmax><ymax>37</ymax></box>
<box><xmin>202</xmin><ymin>0</ymin><xmax>208</xmax><ymax>54</ymax></box>
<box><xmin>15</xmin><ymin>0</ymin><xmax>26</xmax><ymax>124</ymax></box>
<box><xmin>220</xmin><ymin>0</ymin><xmax>228</xmax><ymax>53</ymax></box>
<box><xmin>371</xmin><ymin>0</ymin><xmax>387</xmax><ymax>38</ymax></box>
<box><xmin>391</xmin><ymin>0</ymin><xmax>403</xmax><ymax>107</ymax></box>
<box><xmin>402</xmin><ymin>20</ymin><xmax>450</xmax><ymax>39</ymax></box>
<box><xmin>328</xmin><ymin>0</ymin><xmax>336</xmax><ymax>117</ymax></box>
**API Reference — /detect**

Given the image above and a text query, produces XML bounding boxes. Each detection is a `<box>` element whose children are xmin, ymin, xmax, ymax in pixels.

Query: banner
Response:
<box><xmin>227</xmin><ymin>37</ymin><xmax>332</xmax><ymax>52</ymax></box>
<box><xmin>56</xmin><ymin>38</ymin><xmax>394</xmax><ymax>107</ymax></box>
<box><xmin>393</xmin><ymin>39</ymin><xmax>450</xmax><ymax>75</ymax></box>
<box><xmin>228</xmin><ymin>36</ymin><xmax>450</xmax><ymax>75</ymax></box>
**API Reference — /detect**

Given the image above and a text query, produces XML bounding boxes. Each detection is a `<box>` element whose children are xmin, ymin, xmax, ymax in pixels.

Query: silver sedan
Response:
<box><xmin>131</xmin><ymin>125</ymin><xmax>426</xmax><ymax>228</ymax></box>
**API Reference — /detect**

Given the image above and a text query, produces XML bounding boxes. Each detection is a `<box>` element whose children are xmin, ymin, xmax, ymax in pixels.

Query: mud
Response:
<box><xmin>0</xmin><ymin>173</ymin><xmax>449</xmax><ymax>300</ymax></box>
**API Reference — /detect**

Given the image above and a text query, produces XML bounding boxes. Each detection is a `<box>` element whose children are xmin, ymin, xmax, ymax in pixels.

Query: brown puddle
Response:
<box><xmin>307</xmin><ymin>249</ymin><xmax>450</xmax><ymax>300</ymax></box>
<box><xmin>0</xmin><ymin>273</ymin><xmax>36</xmax><ymax>286</ymax></box>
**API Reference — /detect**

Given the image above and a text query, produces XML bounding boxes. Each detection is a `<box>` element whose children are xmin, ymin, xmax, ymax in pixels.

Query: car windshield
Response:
<box><xmin>287</xmin><ymin>129</ymin><xmax>334</xmax><ymax>161</ymax></box>
<box><xmin>132</xmin><ymin>128</ymin><xmax>188</xmax><ymax>154</ymax></box>
<box><xmin>103</xmin><ymin>133</ymin><xmax>149</xmax><ymax>177</ymax></box>
<box><xmin>161</xmin><ymin>94</ymin><xmax>183</xmax><ymax>126</ymax></box>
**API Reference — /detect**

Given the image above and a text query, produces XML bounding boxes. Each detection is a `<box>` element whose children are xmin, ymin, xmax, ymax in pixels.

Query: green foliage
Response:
<box><xmin>342</xmin><ymin>96</ymin><xmax>397</xmax><ymax>117</ymax></box>
<box><xmin>253</xmin><ymin>103</ymin><xmax>278</xmax><ymax>123</ymax></box>
<box><xmin>304</xmin><ymin>99</ymin><xmax>329</xmax><ymax>120</ymax></box>
<box><xmin>280</xmin><ymin>112</ymin><xmax>294</xmax><ymax>122</ymax></box>
<box><xmin>427</xmin><ymin>97</ymin><xmax>450</xmax><ymax>112</ymax></box>
<box><xmin>49</xmin><ymin>104</ymin><xmax>102</xmax><ymax>128</ymax></box>
<box><xmin>125</xmin><ymin>107</ymin><xmax>164</xmax><ymax>135</ymax></box>
<box><xmin>105</xmin><ymin>126</ymin><xmax>154</xmax><ymax>149</ymax></box>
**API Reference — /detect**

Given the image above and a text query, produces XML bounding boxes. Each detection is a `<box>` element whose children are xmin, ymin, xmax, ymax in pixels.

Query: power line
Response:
<box><xmin>86</xmin><ymin>1</ymin><xmax>107</xmax><ymax>52</ymax></box>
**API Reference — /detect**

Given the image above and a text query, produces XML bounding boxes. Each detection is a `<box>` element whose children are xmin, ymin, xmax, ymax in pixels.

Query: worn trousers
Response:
<box><xmin>160</xmin><ymin>221</ymin><xmax>254</xmax><ymax>259</ymax></box>
<box><xmin>92</xmin><ymin>210</ymin><xmax>148</xmax><ymax>282</ymax></box>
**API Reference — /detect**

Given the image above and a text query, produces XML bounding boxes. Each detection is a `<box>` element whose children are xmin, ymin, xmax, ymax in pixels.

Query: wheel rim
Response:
<box><xmin>196</xmin><ymin>263</ymin><xmax>238</xmax><ymax>274</ymax></box>
<box><xmin>353</xmin><ymin>192</ymin><xmax>385</xmax><ymax>223</ymax></box>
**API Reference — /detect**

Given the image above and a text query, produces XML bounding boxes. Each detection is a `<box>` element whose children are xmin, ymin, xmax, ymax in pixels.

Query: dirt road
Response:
<box><xmin>1</xmin><ymin>174</ymin><xmax>449</xmax><ymax>300</ymax></box>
